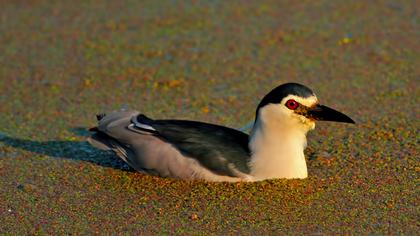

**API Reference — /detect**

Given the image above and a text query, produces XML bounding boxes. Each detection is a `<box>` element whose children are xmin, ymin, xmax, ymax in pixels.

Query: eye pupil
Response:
<box><xmin>286</xmin><ymin>99</ymin><xmax>299</xmax><ymax>110</ymax></box>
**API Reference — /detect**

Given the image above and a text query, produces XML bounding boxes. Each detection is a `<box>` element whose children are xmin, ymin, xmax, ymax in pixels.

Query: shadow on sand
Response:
<box><xmin>0</xmin><ymin>128</ymin><xmax>132</xmax><ymax>171</ymax></box>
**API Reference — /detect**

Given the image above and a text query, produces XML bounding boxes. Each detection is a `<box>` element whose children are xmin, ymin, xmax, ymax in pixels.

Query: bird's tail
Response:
<box><xmin>96</xmin><ymin>113</ymin><xmax>106</xmax><ymax>121</ymax></box>
<box><xmin>87</xmin><ymin>123</ymin><xmax>133</xmax><ymax>166</ymax></box>
<box><xmin>87</xmin><ymin>113</ymin><xmax>110</xmax><ymax>150</ymax></box>
<box><xmin>87</xmin><ymin>129</ymin><xmax>112</xmax><ymax>151</ymax></box>
<box><xmin>87</xmin><ymin>110</ymin><xmax>139</xmax><ymax>155</ymax></box>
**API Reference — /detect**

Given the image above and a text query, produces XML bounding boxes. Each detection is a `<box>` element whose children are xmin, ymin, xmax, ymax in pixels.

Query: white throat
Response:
<box><xmin>248</xmin><ymin>104</ymin><xmax>314</xmax><ymax>180</ymax></box>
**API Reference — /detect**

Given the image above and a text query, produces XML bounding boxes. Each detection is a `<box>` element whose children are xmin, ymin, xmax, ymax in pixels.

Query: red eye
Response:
<box><xmin>285</xmin><ymin>99</ymin><xmax>299</xmax><ymax>110</ymax></box>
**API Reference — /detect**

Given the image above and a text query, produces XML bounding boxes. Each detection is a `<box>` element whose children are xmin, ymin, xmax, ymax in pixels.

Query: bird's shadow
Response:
<box><xmin>0</xmin><ymin>127</ymin><xmax>132</xmax><ymax>171</ymax></box>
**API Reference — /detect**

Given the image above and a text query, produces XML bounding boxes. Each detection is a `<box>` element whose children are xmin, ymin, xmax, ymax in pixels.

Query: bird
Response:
<box><xmin>88</xmin><ymin>83</ymin><xmax>355</xmax><ymax>182</ymax></box>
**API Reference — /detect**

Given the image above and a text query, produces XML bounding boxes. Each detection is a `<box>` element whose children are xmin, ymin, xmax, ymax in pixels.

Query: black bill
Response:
<box><xmin>307</xmin><ymin>104</ymin><xmax>355</xmax><ymax>124</ymax></box>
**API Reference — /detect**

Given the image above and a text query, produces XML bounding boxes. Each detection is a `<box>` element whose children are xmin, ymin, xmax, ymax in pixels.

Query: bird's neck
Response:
<box><xmin>248</xmin><ymin>116</ymin><xmax>309</xmax><ymax>180</ymax></box>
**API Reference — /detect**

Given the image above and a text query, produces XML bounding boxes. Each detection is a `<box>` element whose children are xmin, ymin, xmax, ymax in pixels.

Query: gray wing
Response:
<box><xmin>88</xmin><ymin>111</ymin><xmax>251</xmax><ymax>178</ymax></box>
<box><xmin>88</xmin><ymin>111</ymin><xmax>160</xmax><ymax>175</ymax></box>
<box><xmin>89</xmin><ymin>111</ymin><xmax>182</xmax><ymax>177</ymax></box>
<box><xmin>135</xmin><ymin>115</ymin><xmax>251</xmax><ymax>176</ymax></box>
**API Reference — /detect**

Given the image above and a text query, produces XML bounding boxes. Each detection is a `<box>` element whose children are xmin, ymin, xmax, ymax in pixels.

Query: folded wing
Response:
<box><xmin>88</xmin><ymin>112</ymin><xmax>251</xmax><ymax>179</ymax></box>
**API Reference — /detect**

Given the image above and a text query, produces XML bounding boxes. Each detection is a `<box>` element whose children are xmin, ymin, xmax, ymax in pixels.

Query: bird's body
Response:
<box><xmin>88</xmin><ymin>83</ymin><xmax>354</xmax><ymax>182</ymax></box>
<box><xmin>89</xmin><ymin>111</ymin><xmax>253</xmax><ymax>182</ymax></box>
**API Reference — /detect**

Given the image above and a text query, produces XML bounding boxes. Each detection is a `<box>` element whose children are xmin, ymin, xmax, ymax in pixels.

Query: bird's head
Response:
<box><xmin>255</xmin><ymin>83</ymin><xmax>355</xmax><ymax>134</ymax></box>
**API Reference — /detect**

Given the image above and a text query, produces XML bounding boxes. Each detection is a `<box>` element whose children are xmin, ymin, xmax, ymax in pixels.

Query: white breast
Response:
<box><xmin>248</xmin><ymin>104</ymin><xmax>313</xmax><ymax>180</ymax></box>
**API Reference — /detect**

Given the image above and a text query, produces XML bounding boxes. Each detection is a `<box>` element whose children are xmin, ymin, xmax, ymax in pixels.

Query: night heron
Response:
<box><xmin>88</xmin><ymin>83</ymin><xmax>355</xmax><ymax>182</ymax></box>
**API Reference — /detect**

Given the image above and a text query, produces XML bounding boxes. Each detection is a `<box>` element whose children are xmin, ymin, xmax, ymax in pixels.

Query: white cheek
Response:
<box><xmin>308</xmin><ymin>120</ymin><xmax>316</xmax><ymax>130</ymax></box>
<box><xmin>295</xmin><ymin>114</ymin><xmax>315</xmax><ymax>130</ymax></box>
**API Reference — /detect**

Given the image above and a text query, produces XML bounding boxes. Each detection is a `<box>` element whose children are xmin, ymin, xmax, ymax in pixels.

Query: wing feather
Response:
<box><xmin>136</xmin><ymin>115</ymin><xmax>251</xmax><ymax>176</ymax></box>
<box><xmin>90</xmin><ymin>112</ymin><xmax>251</xmax><ymax>178</ymax></box>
